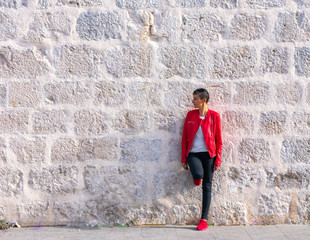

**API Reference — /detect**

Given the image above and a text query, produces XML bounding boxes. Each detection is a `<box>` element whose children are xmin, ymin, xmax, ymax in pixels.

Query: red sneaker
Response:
<box><xmin>193</xmin><ymin>179</ymin><xmax>202</xmax><ymax>186</ymax></box>
<box><xmin>196</xmin><ymin>219</ymin><xmax>208</xmax><ymax>231</ymax></box>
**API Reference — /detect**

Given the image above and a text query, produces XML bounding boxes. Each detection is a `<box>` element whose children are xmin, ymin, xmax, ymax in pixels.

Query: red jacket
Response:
<box><xmin>182</xmin><ymin>109</ymin><xmax>223</xmax><ymax>166</ymax></box>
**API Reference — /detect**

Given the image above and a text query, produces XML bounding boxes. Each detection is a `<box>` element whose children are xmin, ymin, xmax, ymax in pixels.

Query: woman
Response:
<box><xmin>182</xmin><ymin>88</ymin><xmax>222</xmax><ymax>231</ymax></box>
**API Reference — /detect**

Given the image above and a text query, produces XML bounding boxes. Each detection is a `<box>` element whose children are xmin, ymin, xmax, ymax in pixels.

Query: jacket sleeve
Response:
<box><xmin>214</xmin><ymin>113</ymin><xmax>223</xmax><ymax>166</ymax></box>
<box><xmin>181</xmin><ymin>113</ymin><xmax>189</xmax><ymax>163</ymax></box>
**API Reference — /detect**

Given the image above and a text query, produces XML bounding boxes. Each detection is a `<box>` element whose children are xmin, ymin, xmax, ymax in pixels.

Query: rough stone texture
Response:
<box><xmin>120</xmin><ymin>138</ymin><xmax>161</xmax><ymax>163</ymax></box>
<box><xmin>151</xmin><ymin>11</ymin><xmax>178</xmax><ymax>42</ymax></box>
<box><xmin>151</xmin><ymin>110</ymin><xmax>177</xmax><ymax>133</ymax></box>
<box><xmin>222</xmin><ymin>111</ymin><xmax>254</xmax><ymax>134</ymax></box>
<box><xmin>181</xmin><ymin>13</ymin><xmax>225</xmax><ymax>42</ymax></box>
<box><xmin>17</xmin><ymin>201</ymin><xmax>49</xmax><ymax>225</ymax></box>
<box><xmin>308</xmin><ymin>84</ymin><xmax>310</xmax><ymax>104</ymax></box>
<box><xmin>51</xmin><ymin>138</ymin><xmax>78</xmax><ymax>163</ymax></box>
<box><xmin>292</xmin><ymin>112</ymin><xmax>310</xmax><ymax>135</ymax></box>
<box><xmin>0</xmin><ymin>12</ymin><xmax>17</xmax><ymax>41</ymax></box>
<box><xmin>258</xmin><ymin>193</ymin><xmax>291</xmax><ymax>216</ymax></box>
<box><xmin>25</xmin><ymin>11</ymin><xmax>71</xmax><ymax>42</ymax></box>
<box><xmin>259</xmin><ymin>111</ymin><xmax>287</xmax><ymax>135</ymax></box>
<box><xmin>297</xmin><ymin>193</ymin><xmax>310</xmax><ymax>223</ymax></box>
<box><xmin>94</xmin><ymin>81</ymin><xmax>125</xmax><ymax>106</ymax></box>
<box><xmin>129</xmin><ymin>205</ymin><xmax>167</xmax><ymax>225</ymax></box>
<box><xmin>204</xmin><ymin>82</ymin><xmax>231</xmax><ymax>106</ymax></box>
<box><xmin>233</xmin><ymin>82</ymin><xmax>269</xmax><ymax>105</ymax></box>
<box><xmin>261</xmin><ymin>47</ymin><xmax>289</xmax><ymax>74</ymax></box>
<box><xmin>295</xmin><ymin>0</ymin><xmax>310</xmax><ymax>8</ymax></box>
<box><xmin>93</xmin><ymin>138</ymin><xmax>119</xmax><ymax>161</ymax></box>
<box><xmin>28</xmin><ymin>166</ymin><xmax>78</xmax><ymax>194</ymax></box>
<box><xmin>212</xmin><ymin>46</ymin><xmax>257</xmax><ymax>79</ymax></box>
<box><xmin>10</xmin><ymin>137</ymin><xmax>45</xmax><ymax>163</ymax></box>
<box><xmin>0</xmin><ymin>167</ymin><xmax>23</xmax><ymax>197</ymax></box>
<box><xmin>9</xmin><ymin>82</ymin><xmax>40</xmax><ymax>107</ymax></box>
<box><xmin>168</xmin><ymin>138</ymin><xmax>182</xmax><ymax>163</ymax></box>
<box><xmin>266</xmin><ymin>167</ymin><xmax>310</xmax><ymax>190</ymax></box>
<box><xmin>32</xmin><ymin>110</ymin><xmax>67</xmax><ymax>134</ymax></box>
<box><xmin>211</xmin><ymin>202</ymin><xmax>247</xmax><ymax>225</ymax></box>
<box><xmin>83</xmin><ymin>165</ymin><xmax>147</xmax><ymax>203</ymax></box>
<box><xmin>76</xmin><ymin>11</ymin><xmax>124</xmax><ymax>41</ymax></box>
<box><xmin>0</xmin><ymin>138</ymin><xmax>6</xmax><ymax>162</ymax></box>
<box><xmin>168</xmin><ymin>205</ymin><xmax>200</xmax><ymax>224</ymax></box>
<box><xmin>0</xmin><ymin>205</ymin><xmax>4</xmax><ymax>219</ymax></box>
<box><xmin>0</xmin><ymin>47</ymin><xmax>48</xmax><ymax>78</ymax></box>
<box><xmin>40</xmin><ymin>0</ymin><xmax>102</xmax><ymax>8</ymax></box>
<box><xmin>210</xmin><ymin>0</ymin><xmax>237</xmax><ymax>8</ymax></box>
<box><xmin>114</xmin><ymin>110</ymin><xmax>149</xmax><ymax>134</ymax></box>
<box><xmin>0</xmin><ymin>0</ymin><xmax>27</xmax><ymax>8</ymax></box>
<box><xmin>0</xmin><ymin>110</ymin><xmax>28</xmax><ymax>133</ymax></box>
<box><xmin>128</xmin><ymin>82</ymin><xmax>161</xmax><ymax>107</ymax></box>
<box><xmin>54</xmin><ymin>45</ymin><xmax>103</xmax><ymax>78</ymax></box>
<box><xmin>44</xmin><ymin>82</ymin><xmax>90</xmax><ymax>105</ymax></box>
<box><xmin>275</xmin><ymin>82</ymin><xmax>302</xmax><ymax>105</ymax></box>
<box><xmin>166</xmin><ymin>0</ymin><xmax>206</xmax><ymax>7</ymax></box>
<box><xmin>105</xmin><ymin>45</ymin><xmax>151</xmax><ymax>78</ymax></box>
<box><xmin>238</xmin><ymin>138</ymin><xmax>271</xmax><ymax>164</ymax></box>
<box><xmin>0</xmin><ymin>84</ymin><xmax>6</xmax><ymax>106</ymax></box>
<box><xmin>53</xmin><ymin>201</ymin><xmax>99</xmax><ymax>226</ymax></box>
<box><xmin>230</xmin><ymin>14</ymin><xmax>266</xmax><ymax>40</ymax></box>
<box><xmin>295</xmin><ymin>47</ymin><xmax>310</xmax><ymax>77</ymax></box>
<box><xmin>116</xmin><ymin>0</ymin><xmax>160</xmax><ymax>9</ymax></box>
<box><xmin>227</xmin><ymin>167</ymin><xmax>262</xmax><ymax>193</ymax></box>
<box><xmin>158</xmin><ymin>45</ymin><xmax>207</xmax><ymax>78</ymax></box>
<box><xmin>246</xmin><ymin>0</ymin><xmax>286</xmax><ymax>8</ymax></box>
<box><xmin>281</xmin><ymin>138</ymin><xmax>310</xmax><ymax>164</ymax></box>
<box><xmin>74</xmin><ymin>110</ymin><xmax>108</xmax><ymax>136</ymax></box>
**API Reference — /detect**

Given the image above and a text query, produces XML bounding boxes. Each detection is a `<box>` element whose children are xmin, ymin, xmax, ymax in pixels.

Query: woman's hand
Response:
<box><xmin>214</xmin><ymin>165</ymin><xmax>220</xmax><ymax>171</ymax></box>
<box><xmin>182</xmin><ymin>162</ymin><xmax>189</xmax><ymax>170</ymax></box>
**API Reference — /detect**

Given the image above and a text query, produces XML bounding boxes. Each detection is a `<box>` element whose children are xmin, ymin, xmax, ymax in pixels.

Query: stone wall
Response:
<box><xmin>0</xmin><ymin>0</ymin><xmax>309</xmax><ymax>226</ymax></box>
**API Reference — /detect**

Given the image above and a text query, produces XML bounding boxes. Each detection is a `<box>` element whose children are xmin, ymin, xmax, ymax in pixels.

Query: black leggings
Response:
<box><xmin>187</xmin><ymin>152</ymin><xmax>215</xmax><ymax>220</ymax></box>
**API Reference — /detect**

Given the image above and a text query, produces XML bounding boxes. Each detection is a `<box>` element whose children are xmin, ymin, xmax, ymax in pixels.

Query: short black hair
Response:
<box><xmin>193</xmin><ymin>88</ymin><xmax>209</xmax><ymax>103</ymax></box>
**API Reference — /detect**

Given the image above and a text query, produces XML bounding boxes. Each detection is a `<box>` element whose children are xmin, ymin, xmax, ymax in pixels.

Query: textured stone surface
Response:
<box><xmin>106</xmin><ymin>45</ymin><xmax>151</xmax><ymax>78</ymax></box>
<box><xmin>281</xmin><ymin>138</ymin><xmax>310</xmax><ymax>164</ymax></box>
<box><xmin>44</xmin><ymin>82</ymin><xmax>90</xmax><ymax>105</ymax></box>
<box><xmin>246</xmin><ymin>0</ymin><xmax>286</xmax><ymax>8</ymax></box>
<box><xmin>204</xmin><ymin>82</ymin><xmax>231</xmax><ymax>106</ymax></box>
<box><xmin>275</xmin><ymin>82</ymin><xmax>302</xmax><ymax>105</ymax></box>
<box><xmin>233</xmin><ymin>82</ymin><xmax>269</xmax><ymax>105</ymax></box>
<box><xmin>43</xmin><ymin>0</ymin><xmax>102</xmax><ymax>8</ymax></box>
<box><xmin>74</xmin><ymin>110</ymin><xmax>108</xmax><ymax>135</ymax></box>
<box><xmin>210</xmin><ymin>0</ymin><xmax>237</xmax><ymax>8</ymax></box>
<box><xmin>54</xmin><ymin>45</ymin><xmax>103</xmax><ymax>78</ymax></box>
<box><xmin>76</xmin><ymin>11</ymin><xmax>124</xmax><ymax>41</ymax></box>
<box><xmin>51</xmin><ymin>138</ymin><xmax>78</xmax><ymax>163</ymax></box>
<box><xmin>227</xmin><ymin>167</ymin><xmax>262</xmax><ymax>193</ymax></box>
<box><xmin>0</xmin><ymin>0</ymin><xmax>27</xmax><ymax>8</ymax></box>
<box><xmin>120</xmin><ymin>138</ymin><xmax>161</xmax><ymax>163</ymax></box>
<box><xmin>166</xmin><ymin>0</ymin><xmax>206</xmax><ymax>7</ymax></box>
<box><xmin>0</xmin><ymin>84</ymin><xmax>5</xmax><ymax>106</ymax></box>
<box><xmin>83</xmin><ymin>165</ymin><xmax>147</xmax><ymax>203</ymax></box>
<box><xmin>158</xmin><ymin>45</ymin><xmax>207</xmax><ymax>78</ymax></box>
<box><xmin>114</xmin><ymin>110</ymin><xmax>149</xmax><ymax>134</ymax></box>
<box><xmin>308</xmin><ymin>83</ymin><xmax>310</xmax><ymax>104</ymax></box>
<box><xmin>17</xmin><ymin>201</ymin><xmax>49</xmax><ymax>225</ymax></box>
<box><xmin>212</xmin><ymin>46</ymin><xmax>257</xmax><ymax>79</ymax></box>
<box><xmin>9</xmin><ymin>82</ymin><xmax>40</xmax><ymax>107</ymax></box>
<box><xmin>129</xmin><ymin>205</ymin><xmax>167</xmax><ymax>225</ymax></box>
<box><xmin>0</xmin><ymin>138</ymin><xmax>6</xmax><ymax>162</ymax></box>
<box><xmin>116</xmin><ymin>0</ymin><xmax>160</xmax><ymax>9</ymax></box>
<box><xmin>32</xmin><ymin>110</ymin><xmax>67</xmax><ymax>134</ymax></box>
<box><xmin>297</xmin><ymin>193</ymin><xmax>310</xmax><ymax>223</ymax></box>
<box><xmin>128</xmin><ymin>82</ymin><xmax>161</xmax><ymax>107</ymax></box>
<box><xmin>181</xmin><ymin>13</ymin><xmax>225</xmax><ymax>42</ymax></box>
<box><xmin>259</xmin><ymin>111</ymin><xmax>287</xmax><ymax>135</ymax></box>
<box><xmin>0</xmin><ymin>205</ymin><xmax>4</xmax><ymax>219</ymax></box>
<box><xmin>0</xmin><ymin>47</ymin><xmax>48</xmax><ymax>78</ymax></box>
<box><xmin>93</xmin><ymin>138</ymin><xmax>119</xmax><ymax>161</ymax></box>
<box><xmin>168</xmin><ymin>138</ymin><xmax>181</xmax><ymax>162</ymax></box>
<box><xmin>151</xmin><ymin>11</ymin><xmax>178</xmax><ymax>42</ymax></box>
<box><xmin>127</xmin><ymin>10</ymin><xmax>155</xmax><ymax>41</ymax></box>
<box><xmin>53</xmin><ymin>201</ymin><xmax>99</xmax><ymax>226</ymax></box>
<box><xmin>295</xmin><ymin>47</ymin><xmax>310</xmax><ymax>77</ymax></box>
<box><xmin>0</xmin><ymin>167</ymin><xmax>23</xmax><ymax>197</ymax></box>
<box><xmin>258</xmin><ymin>193</ymin><xmax>291</xmax><ymax>216</ymax></box>
<box><xmin>295</xmin><ymin>0</ymin><xmax>310</xmax><ymax>8</ymax></box>
<box><xmin>292</xmin><ymin>112</ymin><xmax>310</xmax><ymax>135</ymax></box>
<box><xmin>238</xmin><ymin>138</ymin><xmax>271</xmax><ymax>164</ymax></box>
<box><xmin>230</xmin><ymin>14</ymin><xmax>266</xmax><ymax>40</ymax></box>
<box><xmin>0</xmin><ymin>12</ymin><xmax>17</xmax><ymax>41</ymax></box>
<box><xmin>10</xmin><ymin>137</ymin><xmax>45</xmax><ymax>163</ymax></box>
<box><xmin>94</xmin><ymin>81</ymin><xmax>125</xmax><ymax>106</ymax></box>
<box><xmin>266</xmin><ymin>167</ymin><xmax>310</xmax><ymax>190</ymax></box>
<box><xmin>0</xmin><ymin>110</ymin><xmax>28</xmax><ymax>133</ymax></box>
<box><xmin>25</xmin><ymin>12</ymin><xmax>71</xmax><ymax>42</ymax></box>
<box><xmin>29</xmin><ymin>166</ymin><xmax>78</xmax><ymax>194</ymax></box>
<box><xmin>168</xmin><ymin>205</ymin><xmax>200</xmax><ymax>224</ymax></box>
<box><xmin>151</xmin><ymin>110</ymin><xmax>177</xmax><ymax>133</ymax></box>
<box><xmin>222</xmin><ymin>111</ymin><xmax>254</xmax><ymax>134</ymax></box>
<box><xmin>211</xmin><ymin>202</ymin><xmax>247</xmax><ymax>225</ymax></box>
<box><xmin>261</xmin><ymin>47</ymin><xmax>289</xmax><ymax>74</ymax></box>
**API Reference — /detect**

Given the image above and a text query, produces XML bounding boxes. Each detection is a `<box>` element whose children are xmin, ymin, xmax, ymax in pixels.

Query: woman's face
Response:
<box><xmin>192</xmin><ymin>94</ymin><xmax>206</xmax><ymax>108</ymax></box>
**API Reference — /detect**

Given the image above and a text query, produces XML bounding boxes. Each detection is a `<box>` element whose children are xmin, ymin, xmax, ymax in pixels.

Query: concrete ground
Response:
<box><xmin>0</xmin><ymin>224</ymin><xmax>309</xmax><ymax>240</ymax></box>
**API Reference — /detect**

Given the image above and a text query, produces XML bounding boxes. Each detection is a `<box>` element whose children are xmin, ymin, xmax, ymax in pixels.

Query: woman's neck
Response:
<box><xmin>199</xmin><ymin>105</ymin><xmax>208</xmax><ymax>116</ymax></box>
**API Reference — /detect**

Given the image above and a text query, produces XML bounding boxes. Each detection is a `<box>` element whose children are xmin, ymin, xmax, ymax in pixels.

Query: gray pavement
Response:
<box><xmin>0</xmin><ymin>224</ymin><xmax>309</xmax><ymax>240</ymax></box>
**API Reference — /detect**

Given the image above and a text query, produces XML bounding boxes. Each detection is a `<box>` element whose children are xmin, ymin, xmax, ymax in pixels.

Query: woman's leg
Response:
<box><xmin>200</xmin><ymin>152</ymin><xmax>215</xmax><ymax>220</ymax></box>
<box><xmin>187</xmin><ymin>153</ymin><xmax>204</xmax><ymax>181</ymax></box>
